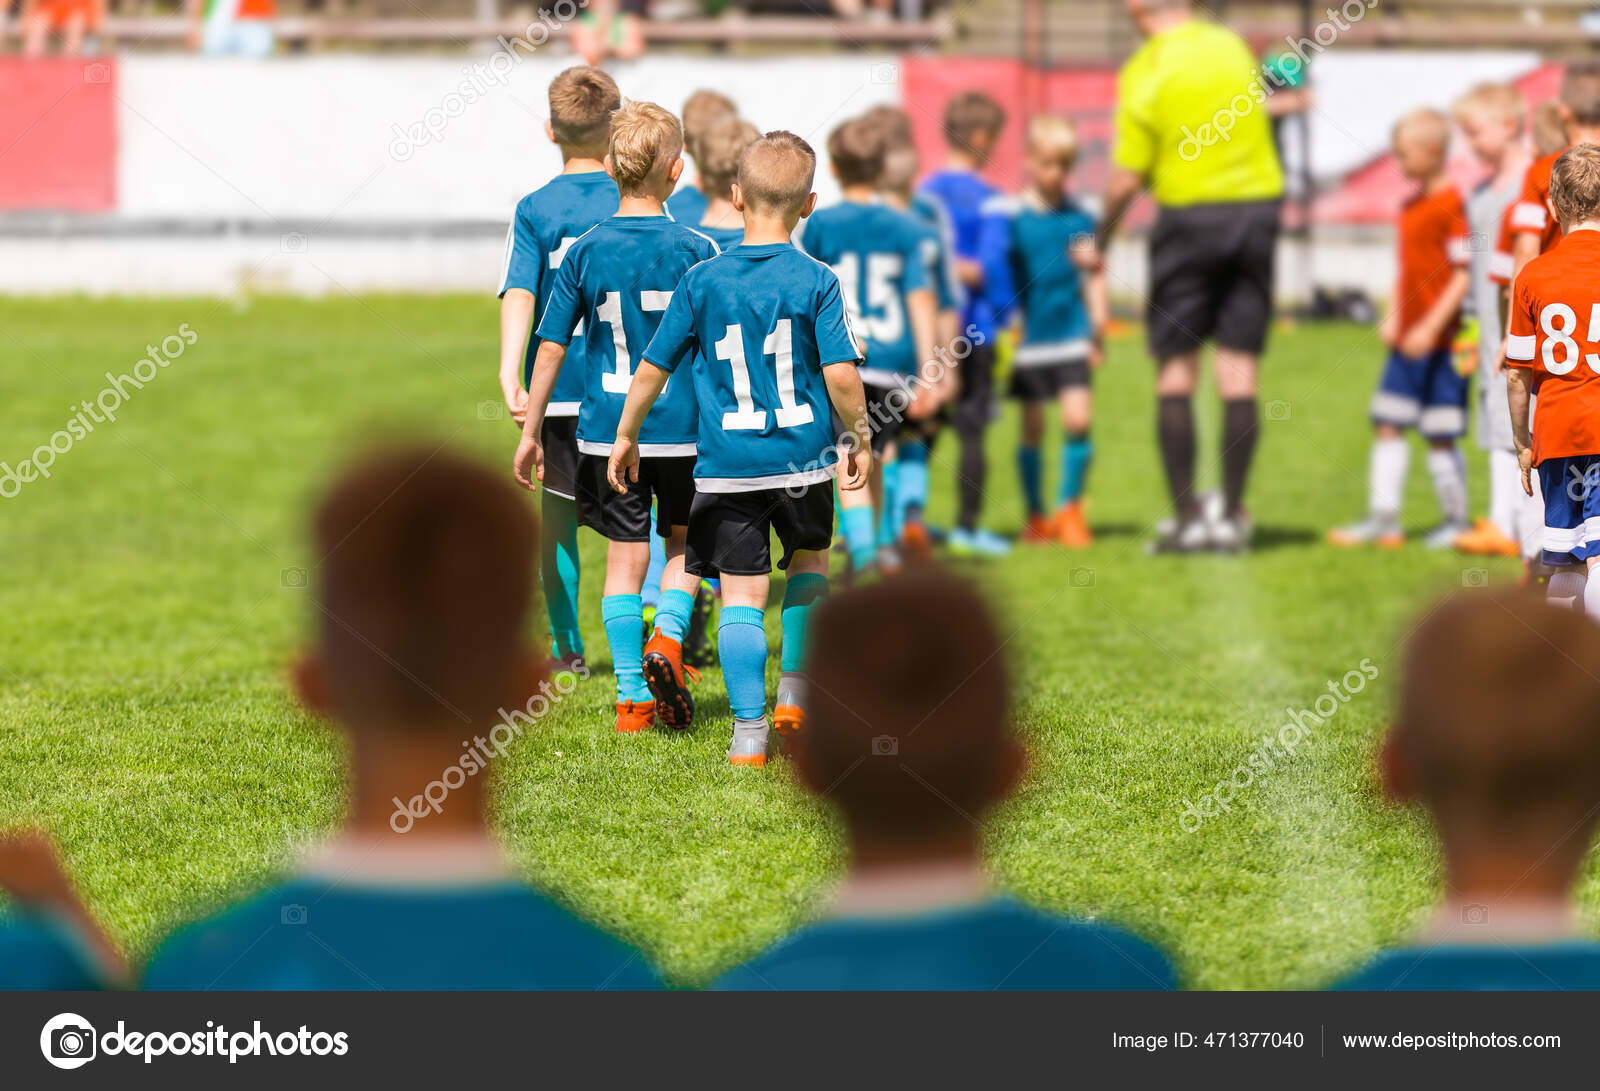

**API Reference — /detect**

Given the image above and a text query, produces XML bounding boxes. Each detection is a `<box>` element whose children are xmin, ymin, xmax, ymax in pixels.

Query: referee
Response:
<box><xmin>1101</xmin><ymin>0</ymin><xmax>1304</xmax><ymax>553</ymax></box>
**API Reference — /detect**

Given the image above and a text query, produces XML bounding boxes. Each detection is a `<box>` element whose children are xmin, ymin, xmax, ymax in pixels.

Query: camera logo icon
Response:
<box><xmin>281</xmin><ymin>903</ymin><xmax>309</xmax><ymax>925</ymax></box>
<box><xmin>477</xmin><ymin>400</ymin><xmax>505</xmax><ymax>422</ymax></box>
<box><xmin>83</xmin><ymin>62</ymin><xmax>111</xmax><ymax>84</ymax></box>
<box><xmin>1461</xmin><ymin>903</ymin><xmax>1490</xmax><ymax>925</ymax></box>
<box><xmin>1461</xmin><ymin>567</ymin><xmax>1489</xmax><ymax>588</ymax></box>
<box><xmin>281</xmin><ymin>566</ymin><xmax>308</xmax><ymax>589</ymax></box>
<box><xmin>868</xmin><ymin>62</ymin><xmax>899</xmax><ymax>84</ymax></box>
<box><xmin>1070</xmin><ymin>567</ymin><xmax>1095</xmax><ymax>588</ymax></box>
<box><xmin>281</xmin><ymin>232</ymin><xmax>309</xmax><ymax>254</ymax></box>
<box><xmin>1265</xmin><ymin>400</ymin><xmax>1292</xmax><ymax>422</ymax></box>
<box><xmin>40</xmin><ymin>1013</ymin><xmax>97</xmax><ymax>1070</ymax></box>
<box><xmin>871</xmin><ymin>735</ymin><xmax>898</xmax><ymax>756</ymax></box>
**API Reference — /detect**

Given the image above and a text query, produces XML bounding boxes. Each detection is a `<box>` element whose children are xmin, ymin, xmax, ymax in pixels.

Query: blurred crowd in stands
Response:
<box><xmin>4</xmin><ymin>0</ymin><xmax>930</xmax><ymax>59</ymax></box>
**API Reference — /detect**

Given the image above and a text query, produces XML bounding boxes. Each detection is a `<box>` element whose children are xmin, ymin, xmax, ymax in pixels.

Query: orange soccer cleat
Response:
<box><xmin>1328</xmin><ymin>520</ymin><xmax>1404</xmax><ymax>550</ymax></box>
<box><xmin>773</xmin><ymin>703</ymin><xmax>805</xmax><ymax>738</ymax></box>
<box><xmin>900</xmin><ymin>521</ymin><xmax>933</xmax><ymax>564</ymax></box>
<box><xmin>1452</xmin><ymin>518</ymin><xmax>1521</xmax><ymax>558</ymax></box>
<box><xmin>1021</xmin><ymin>512</ymin><xmax>1057</xmax><ymax>544</ymax></box>
<box><xmin>641</xmin><ymin>631</ymin><xmax>699</xmax><ymax>730</ymax></box>
<box><xmin>1055</xmin><ymin>501</ymin><xmax>1092</xmax><ymax>548</ymax></box>
<box><xmin>614</xmin><ymin>699</ymin><xmax>657</xmax><ymax>735</ymax></box>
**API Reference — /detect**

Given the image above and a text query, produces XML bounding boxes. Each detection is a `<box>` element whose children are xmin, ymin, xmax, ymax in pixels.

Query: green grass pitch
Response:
<box><xmin>0</xmin><ymin>295</ymin><xmax>1570</xmax><ymax>988</ymax></box>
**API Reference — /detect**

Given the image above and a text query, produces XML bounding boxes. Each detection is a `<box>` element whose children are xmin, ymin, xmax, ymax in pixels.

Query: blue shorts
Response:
<box><xmin>1369</xmin><ymin>348</ymin><xmax>1468</xmax><ymax>438</ymax></box>
<box><xmin>1538</xmin><ymin>454</ymin><xmax>1600</xmax><ymax>566</ymax></box>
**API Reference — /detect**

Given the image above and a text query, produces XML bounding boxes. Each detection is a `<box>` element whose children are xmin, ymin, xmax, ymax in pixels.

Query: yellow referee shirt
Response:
<box><xmin>1113</xmin><ymin>18</ymin><xmax>1285</xmax><ymax>207</ymax></box>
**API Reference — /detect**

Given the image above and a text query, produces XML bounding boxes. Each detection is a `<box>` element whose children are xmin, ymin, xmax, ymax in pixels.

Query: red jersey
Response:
<box><xmin>1396</xmin><ymin>184</ymin><xmax>1471</xmax><ymax>350</ymax></box>
<box><xmin>1505</xmin><ymin>230</ymin><xmax>1600</xmax><ymax>463</ymax></box>
<box><xmin>1509</xmin><ymin>149</ymin><xmax>1566</xmax><ymax>256</ymax></box>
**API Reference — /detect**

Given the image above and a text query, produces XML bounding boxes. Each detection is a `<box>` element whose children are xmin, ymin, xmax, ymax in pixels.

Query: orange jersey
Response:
<box><xmin>1508</xmin><ymin>149</ymin><xmax>1566</xmax><ymax>255</ymax></box>
<box><xmin>1505</xmin><ymin>230</ymin><xmax>1600</xmax><ymax>463</ymax></box>
<box><xmin>1396</xmin><ymin>184</ymin><xmax>1471</xmax><ymax>350</ymax></box>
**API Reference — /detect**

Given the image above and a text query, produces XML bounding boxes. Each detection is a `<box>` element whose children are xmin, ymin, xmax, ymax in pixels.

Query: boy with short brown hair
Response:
<box><xmin>715</xmin><ymin>569</ymin><xmax>1176</xmax><ymax>989</ymax></box>
<box><xmin>145</xmin><ymin>446</ymin><xmax>660</xmax><ymax>988</ymax></box>
<box><xmin>1338</xmin><ymin>588</ymin><xmax>1600</xmax><ymax>988</ymax></box>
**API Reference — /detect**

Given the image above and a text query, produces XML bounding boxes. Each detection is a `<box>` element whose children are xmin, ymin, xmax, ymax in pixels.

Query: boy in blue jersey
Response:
<box><xmin>144</xmin><ymin>447</ymin><xmax>660</xmax><ymax>989</ymax></box>
<box><xmin>608</xmin><ymin>130</ymin><xmax>872</xmax><ymax>766</ymax></box>
<box><xmin>799</xmin><ymin>117</ymin><xmax>939</xmax><ymax>577</ymax></box>
<box><xmin>864</xmin><ymin>104</ymin><xmax>963</xmax><ymax>560</ymax></box>
<box><xmin>693</xmin><ymin>115</ymin><xmax>761</xmax><ymax>251</ymax></box>
<box><xmin>714</xmin><ymin>569</ymin><xmax>1177</xmax><ymax>989</ymax></box>
<box><xmin>990</xmin><ymin>116</ymin><xmax>1108</xmax><ymax>549</ymax></box>
<box><xmin>1336</xmin><ymin>589</ymin><xmax>1600</xmax><ymax>990</ymax></box>
<box><xmin>498</xmin><ymin>66</ymin><xmax>622</xmax><ymax>675</ymax></box>
<box><xmin>0</xmin><ymin>830</ymin><xmax>123</xmax><ymax>989</ymax></box>
<box><xmin>920</xmin><ymin>90</ymin><xmax>1013</xmax><ymax>557</ymax></box>
<box><xmin>515</xmin><ymin>101</ymin><xmax>719</xmax><ymax>736</ymax></box>
<box><xmin>663</xmin><ymin>88</ymin><xmax>735</xmax><ymax>227</ymax></box>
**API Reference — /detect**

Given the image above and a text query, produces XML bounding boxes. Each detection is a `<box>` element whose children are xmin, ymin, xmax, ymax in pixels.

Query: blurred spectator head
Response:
<box><xmin>1024</xmin><ymin>115</ymin><xmax>1080</xmax><ymax>196</ymax></box>
<box><xmin>681</xmin><ymin>89</ymin><xmax>738</xmax><ymax>167</ymax></box>
<box><xmin>942</xmin><ymin>90</ymin><xmax>1007</xmax><ymax>166</ymax></box>
<box><xmin>1384</xmin><ymin>589</ymin><xmax>1600</xmax><ymax>879</ymax></box>
<box><xmin>548</xmin><ymin>66</ymin><xmax>623</xmax><ymax>159</ymax></box>
<box><xmin>794</xmin><ymin>568</ymin><xmax>1023</xmax><ymax>842</ymax></box>
<box><xmin>295</xmin><ymin>445</ymin><xmax>541</xmax><ymax>736</ymax></box>
<box><xmin>607</xmin><ymin>100</ymin><xmax>685</xmax><ymax>199</ymax></box>
<box><xmin>828</xmin><ymin>117</ymin><xmax>887</xmax><ymax>188</ymax></box>
<box><xmin>735</xmin><ymin>130</ymin><xmax>818</xmax><ymax>221</ymax></box>
<box><xmin>697</xmin><ymin>116</ymin><xmax>762</xmax><ymax>202</ymax></box>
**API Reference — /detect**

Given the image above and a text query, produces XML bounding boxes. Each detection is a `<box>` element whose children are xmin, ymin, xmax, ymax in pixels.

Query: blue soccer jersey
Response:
<box><xmin>798</xmin><ymin>200</ymin><xmax>932</xmax><ymax>387</ymax></box>
<box><xmin>908</xmin><ymin>191</ymin><xmax>963</xmax><ymax>314</ymax></box>
<box><xmin>1334</xmin><ymin>942</ymin><xmax>1600</xmax><ymax>990</ymax></box>
<box><xmin>664</xmin><ymin>183</ymin><xmax>708</xmax><ymax>229</ymax></box>
<box><xmin>0</xmin><ymin>912</ymin><xmax>103</xmax><ymax>990</ymax></box>
<box><xmin>498</xmin><ymin>171</ymin><xmax>620</xmax><ymax>415</ymax></box>
<box><xmin>713</xmin><ymin>897</ymin><xmax>1177</xmax><ymax>990</ymax></box>
<box><xmin>990</xmin><ymin>193</ymin><xmax>1097</xmax><ymax>365</ymax></box>
<box><xmin>919</xmin><ymin>169</ymin><xmax>1010</xmax><ymax>341</ymax></box>
<box><xmin>536</xmin><ymin>215</ymin><xmax>718</xmax><ymax>456</ymax></box>
<box><xmin>694</xmin><ymin>222</ymin><xmax>745</xmax><ymax>252</ymax></box>
<box><xmin>142</xmin><ymin>875</ymin><xmax>661</xmax><ymax>990</ymax></box>
<box><xmin>642</xmin><ymin>243</ymin><xmax>863</xmax><ymax>492</ymax></box>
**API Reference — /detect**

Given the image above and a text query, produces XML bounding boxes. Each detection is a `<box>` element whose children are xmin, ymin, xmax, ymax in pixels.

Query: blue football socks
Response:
<box><xmin>601</xmin><ymin>594</ymin><xmax>651</xmax><ymax>703</ymax></box>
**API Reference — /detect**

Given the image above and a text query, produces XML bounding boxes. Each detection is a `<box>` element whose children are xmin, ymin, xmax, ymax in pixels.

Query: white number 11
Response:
<box><xmin>715</xmin><ymin>319</ymin><xmax>814</xmax><ymax>431</ymax></box>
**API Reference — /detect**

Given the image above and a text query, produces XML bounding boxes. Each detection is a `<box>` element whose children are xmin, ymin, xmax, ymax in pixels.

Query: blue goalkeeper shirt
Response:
<box><xmin>918</xmin><ymin>168</ymin><xmax>1011</xmax><ymax>341</ymax></box>
<box><xmin>643</xmin><ymin>242</ymin><xmax>863</xmax><ymax>492</ymax></box>
<box><xmin>498</xmin><ymin>170</ymin><xmax>620</xmax><ymax>415</ymax></box>
<box><xmin>713</xmin><ymin>897</ymin><xmax>1177</xmax><ymax>990</ymax></box>
<box><xmin>536</xmin><ymin>215</ymin><xmax>718</xmax><ymax>456</ymax></box>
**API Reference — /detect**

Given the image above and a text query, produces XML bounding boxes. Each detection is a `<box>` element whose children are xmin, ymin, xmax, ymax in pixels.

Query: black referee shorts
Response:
<box><xmin>1147</xmin><ymin>198</ymin><xmax>1280</xmax><ymax>360</ymax></box>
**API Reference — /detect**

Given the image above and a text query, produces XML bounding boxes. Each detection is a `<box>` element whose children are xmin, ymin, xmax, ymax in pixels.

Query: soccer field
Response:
<box><xmin>0</xmin><ymin>295</ymin><xmax>1558</xmax><ymax>988</ymax></box>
